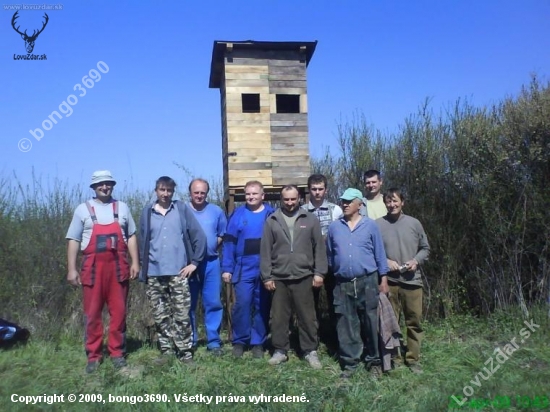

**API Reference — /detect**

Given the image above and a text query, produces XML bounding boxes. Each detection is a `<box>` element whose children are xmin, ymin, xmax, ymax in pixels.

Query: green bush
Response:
<box><xmin>313</xmin><ymin>77</ymin><xmax>550</xmax><ymax>318</ymax></box>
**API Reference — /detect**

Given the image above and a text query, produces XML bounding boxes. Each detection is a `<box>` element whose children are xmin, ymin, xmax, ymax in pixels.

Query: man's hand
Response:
<box><xmin>66</xmin><ymin>240</ymin><xmax>81</xmax><ymax>287</ymax></box>
<box><xmin>379</xmin><ymin>276</ymin><xmax>389</xmax><ymax>294</ymax></box>
<box><xmin>179</xmin><ymin>263</ymin><xmax>197</xmax><ymax>278</ymax></box>
<box><xmin>404</xmin><ymin>259</ymin><xmax>418</xmax><ymax>272</ymax></box>
<box><xmin>264</xmin><ymin>280</ymin><xmax>276</xmax><ymax>291</ymax></box>
<box><xmin>67</xmin><ymin>269</ymin><xmax>81</xmax><ymax>287</ymax></box>
<box><xmin>130</xmin><ymin>263</ymin><xmax>140</xmax><ymax>280</ymax></box>
<box><xmin>312</xmin><ymin>275</ymin><xmax>324</xmax><ymax>288</ymax></box>
<box><xmin>222</xmin><ymin>272</ymin><xmax>232</xmax><ymax>283</ymax></box>
<box><xmin>387</xmin><ymin>259</ymin><xmax>400</xmax><ymax>271</ymax></box>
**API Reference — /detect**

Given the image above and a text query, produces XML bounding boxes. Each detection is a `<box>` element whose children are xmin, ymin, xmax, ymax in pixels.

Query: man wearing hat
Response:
<box><xmin>326</xmin><ymin>188</ymin><xmax>389</xmax><ymax>379</ymax></box>
<box><xmin>66</xmin><ymin>170</ymin><xmax>139</xmax><ymax>374</ymax></box>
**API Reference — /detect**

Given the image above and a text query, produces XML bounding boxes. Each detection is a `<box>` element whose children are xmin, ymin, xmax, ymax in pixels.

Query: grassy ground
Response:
<box><xmin>1</xmin><ymin>308</ymin><xmax>549</xmax><ymax>412</ymax></box>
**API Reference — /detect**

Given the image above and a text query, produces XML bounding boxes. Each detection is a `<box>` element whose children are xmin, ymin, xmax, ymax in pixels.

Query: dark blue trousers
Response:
<box><xmin>231</xmin><ymin>275</ymin><xmax>270</xmax><ymax>346</ymax></box>
<box><xmin>189</xmin><ymin>257</ymin><xmax>223</xmax><ymax>349</ymax></box>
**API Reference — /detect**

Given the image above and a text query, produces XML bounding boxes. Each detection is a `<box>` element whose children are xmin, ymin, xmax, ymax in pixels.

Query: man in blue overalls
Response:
<box><xmin>222</xmin><ymin>180</ymin><xmax>274</xmax><ymax>358</ymax></box>
<box><xmin>188</xmin><ymin>178</ymin><xmax>227</xmax><ymax>355</ymax></box>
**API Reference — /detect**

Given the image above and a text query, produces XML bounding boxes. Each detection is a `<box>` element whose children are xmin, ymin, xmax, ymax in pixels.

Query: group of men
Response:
<box><xmin>66</xmin><ymin>169</ymin><xmax>429</xmax><ymax>379</ymax></box>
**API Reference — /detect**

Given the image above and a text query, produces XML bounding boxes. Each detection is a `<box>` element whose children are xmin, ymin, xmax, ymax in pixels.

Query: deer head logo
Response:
<box><xmin>11</xmin><ymin>11</ymin><xmax>49</xmax><ymax>54</ymax></box>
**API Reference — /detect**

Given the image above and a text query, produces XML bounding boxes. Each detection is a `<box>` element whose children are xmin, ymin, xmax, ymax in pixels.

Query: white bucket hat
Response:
<box><xmin>90</xmin><ymin>170</ymin><xmax>117</xmax><ymax>188</ymax></box>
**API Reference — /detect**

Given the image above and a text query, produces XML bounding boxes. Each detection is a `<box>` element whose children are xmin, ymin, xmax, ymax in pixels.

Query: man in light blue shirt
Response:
<box><xmin>139</xmin><ymin>176</ymin><xmax>206</xmax><ymax>365</ymax></box>
<box><xmin>188</xmin><ymin>178</ymin><xmax>227</xmax><ymax>355</ymax></box>
<box><xmin>327</xmin><ymin>188</ymin><xmax>389</xmax><ymax>379</ymax></box>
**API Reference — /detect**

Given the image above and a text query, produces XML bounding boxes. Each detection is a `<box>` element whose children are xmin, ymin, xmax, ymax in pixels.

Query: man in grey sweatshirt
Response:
<box><xmin>376</xmin><ymin>188</ymin><xmax>430</xmax><ymax>373</ymax></box>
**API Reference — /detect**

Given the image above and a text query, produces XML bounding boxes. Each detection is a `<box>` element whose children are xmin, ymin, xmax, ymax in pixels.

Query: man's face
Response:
<box><xmin>281</xmin><ymin>188</ymin><xmax>300</xmax><ymax>213</ymax></box>
<box><xmin>155</xmin><ymin>183</ymin><xmax>175</xmax><ymax>204</ymax></box>
<box><xmin>190</xmin><ymin>181</ymin><xmax>208</xmax><ymax>208</ymax></box>
<box><xmin>340</xmin><ymin>198</ymin><xmax>361</xmax><ymax>217</ymax></box>
<box><xmin>384</xmin><ymin>194</ymin><xmax>404</xmax><ymax>217</ymax></box>
<box><xmin>309</xmin><ymin>182</ymin><xmax>326</xmax><ymax>203</ymax></box>
<box><xmin>92</xmin><ymin>181</ymin><xmax>114</xmax><ymax>200</ymax></box>
<box><xmin>364</xmin><ymin>175</ymin><xmax>383</xmax><ymax>197</ymax></box>
<box><xmin>245</xmin><ymin>184</ymin><xmax>264</xmax><ymax>208</ymax></box>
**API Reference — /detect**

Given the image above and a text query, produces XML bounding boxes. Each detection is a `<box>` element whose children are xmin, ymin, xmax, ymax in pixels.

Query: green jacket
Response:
<box><xmin>260</xmin><ymin>209</ymin><xmax>328</xmax><ymax>282</ymax></box>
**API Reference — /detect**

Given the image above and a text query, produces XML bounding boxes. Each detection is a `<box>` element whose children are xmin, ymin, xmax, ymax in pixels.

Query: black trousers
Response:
<box><xmin>271</xmin><ymin>276</ymin><xmax>318</xmax><ymax>354</ymax></box>
<box><xmin>334</xmin><ymin>274</ymin><xmax>380</xmax><ymax>370</ymax></box>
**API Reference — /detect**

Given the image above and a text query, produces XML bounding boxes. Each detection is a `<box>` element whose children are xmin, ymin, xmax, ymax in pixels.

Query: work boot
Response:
<box><xmin>180</xmin><ymin>352</ymin><xmax>196</xmax><ymax>367</ymax></box>
<box><xmin>409</xmin><ymin>363</ymin><xmax>423</xmax><ymax>374</ymax></box>
<box><xmin>268</xmin><ymin>350</ymin><xmax>288</xmax><ymax>366</ymax></box>
<box><xmin>304</xmin><ymin>350</ymin><xmax>322</xmax><ymax>370</ymax></box>
<box><xmin>339</xmin><ymin>368</ymin><xmax>356</xmax><ymax>379</ymax></box>
<box><xmin>208</xmin><ymin>347</ymin><xmax>223</xmax><ymax>357</ymax></box>
<box><xmin>232</xmin><ymin>344</ymin><xmax>244</xmax><ymax>358</ymax></box>
<box><xmin>369</xmin><ymin>364</ymin><xmax>383</xmax><ymax>379</ymax></box>
<box><xmin>391</xmin><ymin>357</ymin><xmax>404</xmax><ymax>369</ymax></box>
<box><xmin>111</xmin><ymin>357</ymin><xmax>128</xmax><ymax>369</ymax></box>
<box><xmin>251</xmin><ymin>345</ymin><xmax>264</xmax><ymax>359</ymax></box>
<box><xmin>85</xmin><ymin>360</ymin><xmax>100</xmax><ymax>374</ymax></box>
<box><xmin>153</xmin><ymin>352</ymin><xmax>174</xmax><ymax>366</ymax></box>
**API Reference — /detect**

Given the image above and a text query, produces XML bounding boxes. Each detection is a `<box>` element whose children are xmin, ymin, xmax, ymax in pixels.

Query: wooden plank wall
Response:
<box><xmin>224</xmin><ymin>60</ymin><xmax>272</xmax><ymax>187</ymax></box>
<box><xmin>268</xmin><ymin>57</ymin><xmax>309</xmax><ymax>186</ymax></box>
<box><xmin>222</xmin><ymin>49</ymin><xmax>311</xmax><ymax>189</ymax></box>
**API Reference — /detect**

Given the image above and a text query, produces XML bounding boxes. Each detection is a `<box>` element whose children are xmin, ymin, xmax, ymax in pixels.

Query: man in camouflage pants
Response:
<box><xmin>139</xmin><ymin>176</ymin><xmax>206</xmax><ymax>364</ymax></box>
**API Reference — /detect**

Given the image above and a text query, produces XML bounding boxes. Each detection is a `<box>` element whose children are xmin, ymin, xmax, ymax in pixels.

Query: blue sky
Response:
<box><xmin>1</xmin><ymin>0</ymin><xmax>549</xmax><ymax>194</ymax></box>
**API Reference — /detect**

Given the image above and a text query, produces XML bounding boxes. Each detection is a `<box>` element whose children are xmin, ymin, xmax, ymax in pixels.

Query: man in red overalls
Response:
<box><xmin>66</xmin><ymin>170</ymin><xmax>139</xmax><ymax>374</ymax></box>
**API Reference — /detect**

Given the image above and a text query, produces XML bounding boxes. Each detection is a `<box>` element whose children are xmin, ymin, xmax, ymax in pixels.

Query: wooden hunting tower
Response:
<box><xmin>209</xmin><ymin>40</ymin><xmax>317</xmax><ymax>205</ymax></box>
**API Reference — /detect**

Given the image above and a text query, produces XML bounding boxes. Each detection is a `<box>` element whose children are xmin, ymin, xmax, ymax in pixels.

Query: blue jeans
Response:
<box><xmin>189</xmin><ymin>257</ymin><xmax>223</xmax><ymax>349</ymax></box>
<box><xmin>334</xmin><ymin>273</ymin><xmax>380</xmax><ymax>370</ymax></box>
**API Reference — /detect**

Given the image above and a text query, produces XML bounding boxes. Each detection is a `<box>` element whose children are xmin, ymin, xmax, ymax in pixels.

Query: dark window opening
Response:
<box><xmin>276</xmin><ymin>94</ymin><xmax>300</xmax><ymax>113</ymax></box>
<box><xmin>242</xmin><ymin>94</ymin><xmax>260</xmax><ymax>113</ymax></box>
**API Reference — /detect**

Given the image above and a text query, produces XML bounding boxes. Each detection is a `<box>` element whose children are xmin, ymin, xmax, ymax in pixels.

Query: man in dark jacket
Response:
<box><xmin>260</xmin><ymin>185</ymin><xmax>328</xmax><ymax>369</ymax></box>
<box><xmin>139</xmin><ymin>176</ymin><xmax>206</xmax><ymax>365</ymax></box>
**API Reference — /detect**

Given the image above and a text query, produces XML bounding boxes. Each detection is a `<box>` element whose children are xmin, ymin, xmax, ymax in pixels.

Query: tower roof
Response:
<box><xmin>209</xmin><ymin>40</ymin><xmax>317</xmax><ymax>88</ymax></box>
